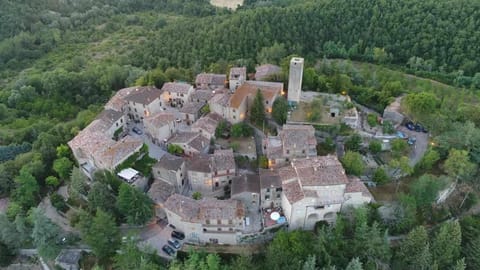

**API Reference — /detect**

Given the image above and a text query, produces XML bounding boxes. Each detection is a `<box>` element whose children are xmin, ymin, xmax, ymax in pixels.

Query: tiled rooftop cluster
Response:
<box><xmin>280</xmin><ymin>124</ymin><xmax>317</xmax><ymax>150</ymax></box>
<box><xmin>187</xmin><ymin>149</ymin><xmax>235</xmax><ymax>173</ymax></box>
<box><xmin>161</xmin><ymin>82</ymin><xmax>193</xmax><ymax>94</ymax></box>
<box><xmin>195</xmin><ymin>73</ymin><xmax>226</xmax><ymax>86</ymax></box>
<box><xmin>164</xmin><ymin>194</ymin><xmax>245</xmax><ymax>223</ymax></box>
<box><xmin>230</xmin><ymin>81</ymin><xmax>282</xmax><ymax>108</ymax></box>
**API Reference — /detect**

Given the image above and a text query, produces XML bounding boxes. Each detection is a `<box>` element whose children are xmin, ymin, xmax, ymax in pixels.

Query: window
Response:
<box><xmin>233</xmin><ymin>116</ymin><xmax>236</xmax><ymax>119</ymax></box>
<box><xmin>265</xmin><ymin>195</ymin><xmax>270</xmax><ymax>200</ymax></box>
<box><xmin>302</xmin><ymin>149</ymin><xmax>306</xmax><ymax>154</ymax></box>
<box><xmin>215</xmin><ymin>171</ymin><xmax>218</xmax><ymax>176</ymax></box>
<box><xmin>203</xmin><ymin>228</ymin><xmax>207</xmax><ymax>232</ymax></box>
<box><xmin>276</xmin><ymin>187</ymin><xmax>282</xmax><ymax>192</ymax></box>
<box><xmin>226</xmin><ymin>169</ymin><xmax>229</xmax><ymax>174</ymax></box>
<box><xmin>181</xmin><ymin>94</ymin><xmax>184</xmax><ymax>97</ymax></box>
<box><xmin>206</xmin><ymin>219</ymin><xmax>210</xmax><ymax>225</ymax></box>
<box><xmin>215</xmin><ymin>182</ymin><xmax>219</xmax><ymax>187</ymax></box>
<box><xmin>233</xmin><ymin>109</ymin><xmax>236</xmax><ymax>113</ymax></box>
<box><xmin>286</xmin><ymin>150</ymin><xmax>290</xmax><ymax>154</ymax></box>
<box><xmin>266</xmin><ymin>100</ymin><xmax>269</xmax><ymax>104</ymax></box>
<box><xmin>217</xmin><ymin>228</ymin><xmax>222</xmax><ymax>231</ymax></box>
<box><xmin>116</xmin><ymin>123</ymin><xmax>118</xmax><ymax>127</ymax></box>
<box><xmin>120</xmin><ymin>119</ymin><xmax>123</xmax><ymax>123</ymax></box>
<box><xmin>229</xmin><ymin>228</ymin><xmax>233</xmax><ymax>231</ymax></box>
<box><xmin>266</xmin><ymin>188</ymin><xmax>270</xmax><ymax>192</ymax></box>
<box><xmin>217</xmin><ymin>219</ymin><xmax>221</xmax><ymax>225</ymax></box>
<box><xmin>134</xmin><ymin>108</ymin><xmax>137</xmax><ymax>112</ymax></box>
<box><xmin>276</xmin><ymin>194</ymin><xmax>280</xmax><ymax>199</ymax></box>
<box><xmin>229</xmin><ymin>220</ymin><xmax>233</xmax><ymax>225</ymax></box>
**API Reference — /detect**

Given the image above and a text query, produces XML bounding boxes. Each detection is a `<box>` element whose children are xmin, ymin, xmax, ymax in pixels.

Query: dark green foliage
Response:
<box><xmin>250</xmin><ymin>90</ymin><xmax>266</xmax><ymax>126</ymax></box>
<box><xmin>317</xmin><ymin>137</ymin><xmax>336</xmax><ymax>156</ymax></box>
<box><xmin>114</xmin><ymin>238</ymin><xmax>160</xmax><ymax>270</ymax></box>
<box><xmin>0</xmin><ymin>241</ymin><xmax>15</xmax><ymax>267</ymax></box>
<box><xmin>30</xmin><ymin>208</ymin><xmax>62</xmax><ymax>260</ymax></box>
<box><xmin>460</xmin><ymin>216</ymin><xmax>480</xmax><ymax>270</ymax></box>
<box><xmin>87</xmin><ymin>182</ymin><xmax>116</xmax><ymax>214</ymax></box>
<box><xmin>396</xmin><ymin>226</ymin><xmax>432</xmax><ymax>270</ymax></box>
<box><xmin>215</xmin><ymin>120</ymin><xmax>229</xmax><ymax>138</ymax></box>
<box><xmin>116</xmin><ymin>184</ymin><xmax>153</xmax><ymax>225</ymax></box>
<box><xmin>367</xmin><ymin>114</ymin><xmax>377</xmax><ymax>127</ymax></box>
<box><xmin>0</xmin><ymin>143</ymin><xmax>32</xmax><ymax>163</ymax></box>
<box><xmin>272</xmin><ymin>97</ymin><xmax>288</xmax><ymax>125</ymax></box>
<box><xmin>382</xmin><ymin>120</ymin><xmax>395</xmax><ymax>134</ymax></box>
<box><xmin>372</xmin><ymin>167</ymin><xmax>389</xmax><ymax>184</ymax></box>
<box><xmin>50</xmin><ymin>193</ymin><xmax>69</xmax><ymax>213</ymax></box>
<box><xmin>368</xmin><ymin>140</ymin><xmax>382</xmax><ymax>154</ymax></box>
<box><xmin>258</xmin><ymin>155</ymin><xmax>268</xmax><ymax>169</ymax></box>
<box><xmin>266</xmin><ymin>230</ymin><xmax>316</xmax><ymax>270</ymax></box>
<box><xmin>231</xmin><ymin>122</ymin><xmax>253</xmax><ymax>137</ymax></box>
<box><xmin>53</xmin><ymin>157</ymin><xmax>73</xmax><ymax>179</ymax></box>
<box><xmin>79</xmin><ymin>209</ymin><xmax>120</xmax><ymax>262</ymax></box>
<box><xmin>13</xmin><ymin>168</ymin><xmax>39</xmax><ymax>210</ymax></box>
<box><xmin>344</xmin><ymin>134</ymin><xmax>362</xmax><ymax>152</ymax></box>
<box><xmin>410</xmin><ymin>174</ymin><xmax>448</xmax><ymax>210</ymax></box>
<box><xmin>415</xmin><ymin>148</ymin><xmax>440</xmax><ymax>173</ymax></box>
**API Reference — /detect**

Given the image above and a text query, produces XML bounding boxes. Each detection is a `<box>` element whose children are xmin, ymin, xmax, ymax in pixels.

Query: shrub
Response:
<box><xmin>367</xmin><ymin>114</ymin><xmax>378</xmax><ymax>127</ymax></box>
<box><xmin>50</xmin><ymin>193</ymin><xmax>69</xmax><ymax>213</ymax></box>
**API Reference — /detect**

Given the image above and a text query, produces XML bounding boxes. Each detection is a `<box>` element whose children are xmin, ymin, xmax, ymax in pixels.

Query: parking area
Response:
<box><xmin>137</xmin><ymin>222</ymin><xmax>185</xmax><ymax>259</ymax></box>
<box><xmin>397</xmin><ymin>126</ymin><xmax>429</xmax><ymax>166</ymax></box>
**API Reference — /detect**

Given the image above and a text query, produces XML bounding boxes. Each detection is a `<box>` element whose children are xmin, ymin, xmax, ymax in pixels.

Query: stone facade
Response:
<box><xmin>287</xmin><ymin>58</ymin><xmax>304</xmax><ymax>104</ymax></box>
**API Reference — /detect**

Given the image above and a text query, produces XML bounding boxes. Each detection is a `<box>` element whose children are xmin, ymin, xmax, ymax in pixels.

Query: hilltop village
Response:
<box><xmin>68</xmin><ymin>58</ymin><xmax>373</xmax><ymax>248</ymax></box>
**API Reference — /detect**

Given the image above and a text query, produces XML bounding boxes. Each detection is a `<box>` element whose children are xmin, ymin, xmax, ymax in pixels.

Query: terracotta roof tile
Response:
<box><xmin>148</xmin><ymin>180</ymin><xmax>175</xmax><ymax>204</ymax></box>
<box><xmin>259</xmin><ymin>169</ymin><xmax>282</xmax><ymax>189</ymax></box>
<box><xmin>229</xmin><ymin>81</ymin><xmax>282</xmax><ymax>108</ymax></box>
<box><xmin>144</xmin><ymin>112</ymin><xmax>176</xmax><ymax>128</ymax></box>
<box><xmin>346</xmin><ymin>176</ymin><xmax>374</xmax><ymax>199</ymax></box>
<box><xmin>161</xmin><ymin>82</ymin><xmax>193</xmax><ymax>94</ymax></box>
<box><xmin>124</xmin><ymin>86</ymin><xmax>163</xmax><ymax>104</ymax></box>
<box><xmin>195</xmin><ymin>73</ymin><xmax>226</xmax><ymax>86</ymax></box>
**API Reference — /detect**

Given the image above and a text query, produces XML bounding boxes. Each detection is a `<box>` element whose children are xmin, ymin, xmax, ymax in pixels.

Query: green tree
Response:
<box><xmin>45</xmin><ymin>175</ymin><xmax>60</xmax><ymax>189</ymax></box>
<box><xmin>394</xmin><ymin>194</ymin><xmax>417</xmax><ymax>233</ymax></box>
<box><xmin>341</xmin><ymin>151</ymin><xmax>365</xmax><ymax>176</ymax></box>
<box><xmin>345</xmin><ymin>257</ymin><xmax>363</xmax><ymax>270</ymax></box>
<box><xmin>0</xmin><ymin>214</ymin><xmax>21</xmax><ymax>249</ymax></box>
<box><xmin>344</xmin><ymin>134</ymin><xmax>362</xmax><ymax>152</ymax></box>
<box><xmin>116</xmin><ymin>184</ymin><xmax>154</xmax><ymax>225</ymax></box>
<box><xmin>69</xmin><ymin>167</ymin><xmax>88</xmax><ymax>201</ymax></box>
<box><xmin>397</xmin><ymin>226</ymin><xmax>432</xmax><ymax>270</ymax></box>
<box><xmin>30</xmin><ymin>208</ymin><xmax>61</xmax><ymax>259</ymax></box>
<box><xmin>0</xmin><ymin>241</ymin><xmax>15</xmax><ymax>267</ymax></box>
<box><xmin>231</xmin><ymin>122</ymin><xmax>253</xmax><ymax>137</ymax></box>
<box><xmin>391</xmin><ymin>139</ymin><xmax>408</xmax><ymax>158</ymax></box>
<box><xmin>80</xmin><ymin>209</ymin><xmax>120</xmax><ymax>261</ymax></box>
<box><xmin>453</xmin><ymin>258</ymin><xmax>466</xmax><ymax>270</ymax></box>
<box><xmin>257</xmin><ymin>42</ymin><xmax>287</xmax><ymax>65</ymax></box>
<box><xmin>53</xmin><ymin>157</ymin><xmax>73</xmax><ymax>179</ymax></box>
<box><xmin>272</xmin><ymin>97</ymin><xmax>288</xmax><ymax>125</ymax></box>
<box><xmin>444</xmin><ymin>149</ymin><xmax>477</xmax><ymax>182</ymax></box>
<box><xmin>367</xmin><ymin>114</ymin><xmax>377</xmax><ymax>127</ymax></box>
<box><xmin>403</xmin><ymin>92</ymin><xmax>438</xmax><ymax>120</ymax></box>
<box><xmin>56</xmin><ymin>144</ymin><xmax>71</xmax><ymax>159</ymax></box>
<box><xmin>266</xmin><ymin>230</ymin><xmax>316</xmax><ymax>270</ymax></box>
<box><xmin>353</xmin><ymin>222</ymin><xmax>391</xmax><ymax>268</ymax></box>
<box><xmin>389</xmin><ymin>156</ymin><xmax>413</xmax><ymax>178</ymax></box>
<box><xmin>250</xmin><ymin>90</ymin><xmax>266</xmax><ymax>126</ymax></box>
<box><xmin>258</xmin><ymin>155</ymin><xmax>268</xmax><ymax>169</ymax></box>
<box><xmin>382</xmin><ymin>120</ymin><xmax>395</xmax><ymax>134</ymax></box>
<box><xmin>87</xmin><ymin>182</ymin><xmax>116</xmax><ymax>214</ymax></box>
<box><xmin>192</xmin><ymin>192</ymin><xmax>202</xmax><ymax>200</ymax></box>
<box><xmin>416</xmin><ymin>148</ymin><xmax>440</xmax><ymax>172</ymax></box>
<box><xmin>215</xmin><ymin>120</ymin><xmax>229</xmax><ymax>138</ymax></box>
<box><xmin>114</xmin><ymin>238</ymin><xmax>158</xmax><ymax>270</ymax></box>
<box><xmin>411</xmin><ymin>174</ymin><xmax>448</xmax><ymax>209</ymax></box>
<box><xmin>432</xmin><ymin>221</ymin><xmax>462</xmax><ymax>269</ymax></box>
<box><xmin>368</xmin><ymin>140</ymin><xmax>382</xmax><ymax>154</ymax></box>
<box><xmin>460</xmin><ymin>216</ymin><xmax>480</xmax><ymax>270</ymax></box>
<box><xmin>372</xmin><ymin>167</ymin><xmax>389</xmax><ymax>184</ymax></box>
<box><xmin>167</xmin><ymin>144</ymin><xmax>184</xmax><ymax>155</ymax></box>
<box><xmin>13</xmin><ymin>168</ymin><xmax>39</xmax><ymax>210</ymax></box>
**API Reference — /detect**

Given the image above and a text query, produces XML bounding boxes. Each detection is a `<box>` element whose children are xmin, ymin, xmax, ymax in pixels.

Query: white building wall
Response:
<box><xmin>105</xmin><ymin>115</ymin><xmax>126</xmax><ymax>138</ymax></box>
<box><xmin>287</xmin><ymin>58</ymin><xmax>304</xmax><ymax>104</ymax></box>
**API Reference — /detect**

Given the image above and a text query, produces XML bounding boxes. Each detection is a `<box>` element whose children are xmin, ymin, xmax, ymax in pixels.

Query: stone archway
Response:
<box><xmin>323</xmin><ymin>212</ymin><xmax>336</xmax><ymax>219</ymax></box>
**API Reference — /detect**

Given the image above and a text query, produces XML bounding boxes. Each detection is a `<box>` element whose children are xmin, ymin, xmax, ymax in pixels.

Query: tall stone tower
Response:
<box><xmin>287</xmin><ymin>57</ymin><xmax>304</xmax><ymax>105</ymax></box>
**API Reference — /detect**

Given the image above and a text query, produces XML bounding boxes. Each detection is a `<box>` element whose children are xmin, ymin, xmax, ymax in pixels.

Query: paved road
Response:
<box><xmin>397</xmin><ymin>126</ymin><xmax>429</xmax><ymax>166</ymax></box>
<box><xmin>137</xmin><ymin>222</ymin><xmax>184</xmax><ymax>260</ymax></box>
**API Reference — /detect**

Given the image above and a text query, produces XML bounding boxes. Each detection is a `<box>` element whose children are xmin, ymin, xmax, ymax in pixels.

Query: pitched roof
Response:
<box><xmin>161</xmin><ymin>82</ymin><xmax>193</xmax><ymax>94</ymax></box>
<box><xmin>282</xmin><ymin>179</ymin><xmax>304</xmax><ymax>204</ymax></box>
<box><xmin>56</xmin><ymin>249</ymin><xmax>81</xmax><ymax>265</ymax></box>
<box><xmin>179</xmin><ymin>102</ymin><xmax>205</xmax><ymax>114</ymax></box>
<box><xmin>191</xmin><ymin>90</ymin><xmax>214</xmax><ymax>102</ymax></box>
<box><xmin>96</xmin><ymin>109</ymin><xmax>123</xmax><ymax>126</ymax></box>
<box><xmin>188</xmin><ymin>134</ymin><xmax>210</xmax><ymax>152</ymax></box>
<box><xmin>255</xmin><ymin>64</ymin><xmax>282</xmax><ymax>80</ymax></box>
<box><xmin>259</xmin><ymin>169</ymin><xmax>282</xmax><ymax>189</ymax></box>
<box><xmin>231</xmin><ymin>174</ymin><xmax>260</xmax><ymax>196</ymax></box>
<box><xmin>96</xmin><ymin>136</ymin><xmax>143</xmax><ymax>169</ymax></box>
<box><xmin>212</xmin><ymin>149</ymin><xmax>235</xmax><ymax>171</ymax></box>
<box><xmin>187</xmin><ymin>155</ymin><xmax>212</xmax><ymax>173</ymax></box>
<box><xmin>154</xmin><ymin>153</ymin><xmax>184</xmax><ymax>171</ymax></box>
<box><xmin>280</xmin><ymin>124</ymin><xmax>317</xmax><ymax>148</ymax></box>
<box><xmin>229</xmin><ymin>81</ymin><xmax>283</xmax><ymax>108</ymax></box>
<box><xmin>264</xmin><ymin>136</ymin><xmax>283</xmax><ymax>159</ymax></box>
<box><xmin>144</xmin><ymin>112</ymin><xmax>176</xmax><ymax>128</ymax></box>
<box><xmin>105</xmin><ymin>86</ymin><xmax>138</xmax><ymax>111</ymax></box>
<box><xmin>124</xmin><ymin>86</ymin><xmax>163</xmax><ymax>105</ymax></box>
<box><xmin>148</xmin><ymin>179</ymin><xmax>176</xmax><ymax>204</ymax></box>
<box><xmin>164</xmin><ymin>194</ymin><xmax>245</xmax><ymax>223</ymax></box>
<box><xmin>167</xmin><ymin>132</ymin><xmax>198</xmax><ymax>144</ymax></box>
<box><xmin>195</xmin><ymin>73</ymin><xmax>226</xmax><ymax>86</ymax></box>
<box><xmin>346</xmin><ymin>176</ymin><xmax>374</xmax><ymax>199</ymax></box>
<box><xmin>191</xmin><ymin>113</ymin><xmax>221</xmax><ymax>136</ymax></box>
<box><xmin>209</xmin><ymin>91</ymin><xmax>231</xmax><ymax>106</ymax></box>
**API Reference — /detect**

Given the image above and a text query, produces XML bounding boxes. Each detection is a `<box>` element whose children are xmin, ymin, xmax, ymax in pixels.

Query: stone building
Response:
<box><xmin>287</xmin><ymin>57</ymin><xmax>304</xmax><ymax>104</ymax></box>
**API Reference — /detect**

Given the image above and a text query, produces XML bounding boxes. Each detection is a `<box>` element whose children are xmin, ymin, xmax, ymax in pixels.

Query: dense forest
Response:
<box><xmin>1</xmin><ymin>0</ymin><xmax>480</xmax><ymax>269</ymax></box>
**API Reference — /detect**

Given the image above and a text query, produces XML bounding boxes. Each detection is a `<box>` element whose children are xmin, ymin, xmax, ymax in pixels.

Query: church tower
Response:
<box><xmin>287</xmin><ymin>57</ymin><xmax>304</xmax><ymax>105</ymax></box>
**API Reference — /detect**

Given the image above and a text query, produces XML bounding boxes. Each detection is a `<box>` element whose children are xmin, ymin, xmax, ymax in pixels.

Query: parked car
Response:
<box><xmin>168</xmin><ymin>239</ymin><xmax>181</xmax><ymax>249</ymax></box>
<box><xmin>132</xmin><ymin>127</ymin><xmax>142</xmax><ymax>135</ymax></box>
<box><xmin>162</xmin><ymin>245</ymin><xmax>175</xmax><ymax>256</ymax></box>
<box><xmin>405</xmin><ymin>121</ymin><xmax>415</xmax><ymax>131</ymax></box>
<box><xmin>396</xmin><ymin>131</ymin><xmax>408</xmax><ymax>139</ymax></box>
<box><xmin>171</xmin><ymin>230</ymin><xmax>185</xmax><ymax>240</ymax></box>
<box><xmin>415</xmin><ymin>123</ymin><xmax>428</xmax><ymax>133</ymax></box>
<box><xmin>407</xmin><ymin>137</ymin><xmax>417</xmax><ymax>145</ymax></box>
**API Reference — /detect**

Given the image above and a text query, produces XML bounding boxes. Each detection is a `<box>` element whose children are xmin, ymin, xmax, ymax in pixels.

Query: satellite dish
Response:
<box><xmin>270</xmin><ymin>212</ymin><xmax>280</xmax><ymax>221</ymax></box>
